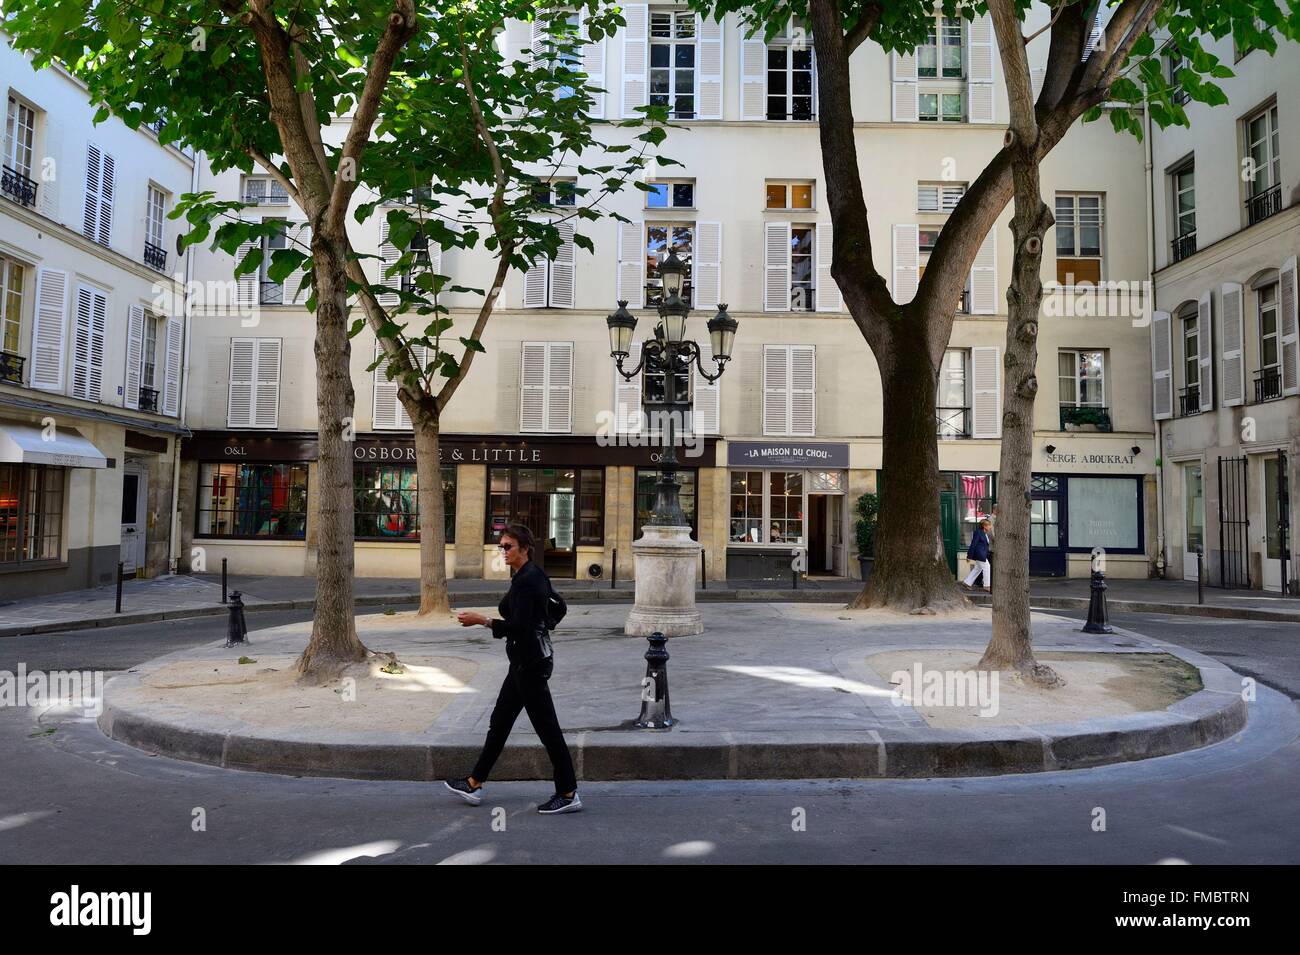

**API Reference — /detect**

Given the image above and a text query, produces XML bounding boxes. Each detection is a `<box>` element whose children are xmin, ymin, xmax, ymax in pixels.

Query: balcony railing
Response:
<box><xmin>259</xmin><ymin>280</ymin><xmax>284</xmax><ymax>305</ymax></box>
<box><xmin>1</xmin><ymin>165</ymin><xmax>38</xmax><ymax>208</ymax></box>
<box><xmin>0</xmin><ymin>351</ymin><xmax>24</xmax><ymax>385</ymax></box>
<box><xmin>1254</xmin><ymin>366</ymin><xmax>1282</xmax><ymax>403</ymax></box>
<box><xmin>936</xmin><ymin>406</ymin><xmax>970</xmax><ymax>438</ymax></box>
<box><xmin>1178</xmin><ymin>385</ymin><xmax>1202</xmax><ymax>417</ymax></box>
<box><xmin>1171</xmin><ymin>231</ymin><xmax>1197</xmax><ymax>263</ymax></box>
<box><xmin>1246</xmin><ymin>184</ymin><xmax>1282</xmax><ymax>226</ymax></box>
<box><xmin>1059</xmin><ymin>404</ymin><xmax>1113</xmax><ymax>432</ymax></box>
<box><xmin>143</xmin><ymin>241</ymin><xmax>167</xmax><ymax>272</ymax></box>
<box><xmin>138</xmin><ymin>385</ymin><xmax>160</xmax><ymax>413</ymax></box>
<box><xmin>1171</xmin><ymin>87</ymin><xmax>1190</xmax><ymax>106</ymax></box>
<box><xmin>242</xmin><ymin>183</ymin><xmax>290</xmax><ymax>205</ymax></box>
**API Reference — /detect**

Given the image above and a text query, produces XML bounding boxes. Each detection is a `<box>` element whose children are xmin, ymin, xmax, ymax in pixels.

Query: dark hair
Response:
<box><xmin>500</xmin><ymin>523</ymin><xmax>536</xmax><ymax>559</ymax></box>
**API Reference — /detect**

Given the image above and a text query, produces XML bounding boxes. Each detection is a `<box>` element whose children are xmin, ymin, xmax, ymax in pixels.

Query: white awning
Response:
<box><xmin>0</xmin><ymin>422</ymin><xmax>108</xmax><ymax>469</ymax></box>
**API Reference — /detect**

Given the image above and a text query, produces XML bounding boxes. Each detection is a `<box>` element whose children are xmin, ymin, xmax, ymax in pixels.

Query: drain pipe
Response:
<box><xmin>167</xmin><ymin>150</ymin><xmax>201</xmax><ymax>575</ymax></box>
<box><xmin>1143</xmin><ymin>96</ymin><xmax>1166</xmax><ymax>578</ymax></box>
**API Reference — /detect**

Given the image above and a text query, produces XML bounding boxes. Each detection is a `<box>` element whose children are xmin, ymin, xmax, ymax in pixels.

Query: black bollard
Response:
<box><xmin>700</xmin><ymin>548</ymin><xmax>706</xmax><ymax>591</ymax></box>
<box><xmin>221</xmin><ymin>557</ymin><xmax>228</xmax><ymax>604</ymax></box>
<box><xmin>224</xmin><ymin>591</ymin><xmax>249</xmax><ymax>647</ymax></box>
<box><xmin>1196</xmin><ymin>546</ymin><xmax>1204</xmax><ymax>605</ymax></box>
<box><xmin>611</xmin><ymin>547</ymin><xmax>617</xmax><ymax>590</ymax></box>
<box><xmin>1082</xmin><ymin>568</ymin><xmax>1113</xmax><ymax>634</ymax></box>
<box><xmin>115</xmin><ymin>562</ymin><xmax>124</xmax><ymax>614</ymax></box>
<box><xmin>634</xmin><ymin>631</ymin><xmax>674</xmax><ymax>729</ymax></box>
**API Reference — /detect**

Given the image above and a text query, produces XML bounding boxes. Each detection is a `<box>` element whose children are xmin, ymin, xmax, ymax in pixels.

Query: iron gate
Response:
<box><xmin>1277</xmin><ymin>450</ymin><xmax>1291</xmax><ymax>595</ymax></box>
<box><xmin>1218</xmin><ymin>455</ymin><xmax>1250</xmax><ymax>588</ymax></box>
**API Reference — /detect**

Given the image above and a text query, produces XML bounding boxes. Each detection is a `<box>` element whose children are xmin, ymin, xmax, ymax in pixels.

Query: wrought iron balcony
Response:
<box><xmin>936</xmin><ymin>406</ymin><xmax>970</xmax><ymax>438</ymax></box>
<box><xmin>0</xmin><ymin>351</ymin><xmax>24</xmax><ymax>385</ymax></box>
<box><xmin>1171</xmin><ymin>87</ymin><xmax>1190</xmax><ymax>106</ymax></box>
<box><xmin>1059</xmin><ymin>404</ymin><xmax>1113</xmax><ymax>432</ymax></box>
<box><xmin>1</xmin><ymin>165</ymin><xmax>38</xmax><ymax>208</ymax></box>
<box><xmin>1254</xmin><ymin>366</ymin><xmax>1282</xmax><ymax>403</ymax></box>
<box><xmin>241</xmin><ymin>182</ymin><xmax>289</xmax><ymax>205</ymax></box>
<box><xmin>1178</xmin><ymin>385</ymin><xmax>1202</xmax><ymax>417</ymax></box>
<box><xmin>1246</xmin><ymin>184</ymin><xmax>1282</xmax><ymax>226</ymax></box>
<box><xmin>143</xmin><ymin>241</ymin><xmax>167</xmax><ymax>272</ymax></box>
<box><xmin>138</xmin><ymin>385</ymin><xmax>160</xmax><ymax>413</ymax></box>
<box><xmin>1171</xmin><ymin>231</ymin><xmax>1197</xmax><ymax>263</ymax></box>
<box><xmin>259</xmin><ymin>280</ymin><xmax>284</xmax><ymax>305</ymax></box>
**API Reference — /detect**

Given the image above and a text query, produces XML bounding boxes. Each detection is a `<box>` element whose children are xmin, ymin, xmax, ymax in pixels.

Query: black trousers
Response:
<box><xmin>471</xmin><ymin>658</ymin><xmax>577</xmax><ymax>794</ymax></box>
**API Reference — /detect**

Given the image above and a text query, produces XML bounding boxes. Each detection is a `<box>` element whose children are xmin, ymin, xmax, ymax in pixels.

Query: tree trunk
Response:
<box><xmin>413</xmin><ymin>413</ymin><xmax>451</xmax><ymax>616</ymax></box>
<box><xmin>850</xmin><ymin>323</ymin><xmax>964</xmax><ymax>612</ymax></box>
<box><xmin>297</xmin><ymin>232</ymin><xmax>368</xmax><ymax>679</ymax></box>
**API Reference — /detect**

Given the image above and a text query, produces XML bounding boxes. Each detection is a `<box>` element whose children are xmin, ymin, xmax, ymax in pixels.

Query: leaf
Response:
<box><xmin>458</xmin><ymin>336</ymin><xmax>486</xmax><ymax>353</ymax></box>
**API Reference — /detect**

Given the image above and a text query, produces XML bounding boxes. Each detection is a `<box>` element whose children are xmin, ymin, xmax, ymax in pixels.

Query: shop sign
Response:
<box><xmin>728</xmin><ymin>441</ymin><xmax>849</xmax><ymax>469</ymax></box>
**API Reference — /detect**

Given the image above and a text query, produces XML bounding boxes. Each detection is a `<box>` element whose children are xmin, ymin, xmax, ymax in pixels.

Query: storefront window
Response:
<box><xmin>0</xmin><ymin>463</ymin><xmax>64</xmax><ymax>564</ymax></box>
<box><xmin>1067</xmin><ymin>476</ymin><xmax>1140</xmax><ymax>551</ymax></box>
<box><xmin>485</xmin><ymin>467</ymin><xmax>603</xmax><ymax>546</ymax></box>
<box><xmin>197</xmin><ymin>462</ymin><xmax>308</xmax><ymax>538</ymax></box>
<box><xmin>730</xmin><ymin>470</ymin><xmax>763</xmax><ymax>543</ymax></box>
<box><xmin>353</xmin><ymin>464</ymin><xmax>455</xmax><ymax>542</ymax></box>
<box><xmin>941</xmin><ymin>471</ymin><xmax>996</xmax><ymax>548</ymax></box>
<box><xmin>635</xmin><ymin>469</ymin><xmax>696</xmax><ymax>539</ymax></box>
<box><xmin>769</xmin><ymin>471</ymin><xmax>803</xmax><ymax>544</ymax></box>
<box><xmin>728</xmin><ymin>470</ymin><xmax>805</xmax><ymax>545</ymax></box>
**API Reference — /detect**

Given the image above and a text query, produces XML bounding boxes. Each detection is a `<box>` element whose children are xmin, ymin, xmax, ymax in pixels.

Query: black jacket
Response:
<box><xmin>967</xmin><ymin>528</ymin><xmax>991</xmax><ymax>562</ymax></box>
<box><xmin>490</xmin><ymin>560</ymin><xmax>554</xmax><ymax>665</ymax></box>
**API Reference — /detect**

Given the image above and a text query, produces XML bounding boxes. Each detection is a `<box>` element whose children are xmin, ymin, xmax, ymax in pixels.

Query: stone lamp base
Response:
<box><xmin>624</xmin><ymin>524</ymin><xmax>704</xmax><ymax>637</ymax></box>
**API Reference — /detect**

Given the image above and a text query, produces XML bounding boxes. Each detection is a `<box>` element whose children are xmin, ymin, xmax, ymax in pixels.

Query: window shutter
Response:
<box><xmin>918</xmin><ymin>184</ymin><xmax>939</xmax><ymax>212</ymax></box>
<box><xmin>1196</xmin><ymin>290</ymin><xmax>1214</xmax><ymax>412</ymax></box>
<box><xmin>694</xmin><ymin>221</ymin><xmax>722</xmax><ymax>308</ymax></box>
<box><xmin>378</xmin><ymin>219</ymin><xmax>400</xmax><ymax>307</ymax></box>
<box><xmin>764</xmin><ymin>220</ymin><xmax>792</xmax><ymax>312</ymax></box>
<box><xmin>815</xmin><ymin>222</ymin><xmax>841</xmax><ymax>312</ymax></box>
<box><xmin>692</xmin><ymin>340</ymin><xmax>720</xmax><ymax>435</ymax></box>
<box><xmin>162</xmin><ymin>316</ymin><xmax>182</xmax><ymax>417</ymax></box>
<box><xmin>740</xmin><ymin>31</ymin><xmax>767</xmax><ymax>120</ymax></box>
<box><xmin>71</xmin><ymin>285</ymin><xmax>106</xmax><ymax>402</ymax></box>
<box><xmin>253</xmin><ymin>338</ymin><xmax>281</xmax><ymax>428</ymax></box>
<box><xmin>529</xmin><ymin>15</ymin><xmax>545</xmax><ymax>65</ymax></box>
<box><xmin>578</xmin><ymin>10</ymin><xmax>606</xmax><ymax>118</ymax></box>
<box><xmin>763</xmin><ymin>344</ymin><xmax>790</xmax><ymax>435</ymax></box>
<box><xmin>1219</xmin><ymin>282</ymin><xmax>1245</xmax><ymax>407</ymax></box>
<box><xmin>790</xmin><ymin>344</ymin><xmax>816</xmax><ymax>437</ymax></box>
<box><xmin>1281</xmin><ymin>256</ymin><xmax>1299</xmax><ymax>396</ymax></box>
<box><xmin>1151</xmin><ymin>309</ymin><xmax>1173</xmax><ymax>420</ymax></box>
<box><xmin>1082</xmin><ymin>11</ymin><xmax>1104</xmax><ymax>62</ymax></box>
<box><xmin>504</xmin><ymin>19</ymin><xmax>532</xmax><ymax>66</ymax></box>
<box><xmin>891</xmin><ymin>51</ymin><xmax>918</xmax><ymax>122</ymax></box>
<box><xmin>519</xmin><ymin>341</ymin><xmax>547</xmax><ymax>432</ymax></box>
<box><xmin>550</xmin><ymin>221</ymin><xmax>577</xmax><ymax>308</ymax></box>
<box><xmin>892</xmin><ymin>224</ymin><xmax>919</xmax><ymax>303</ymax></box>
<box><xmin>97</xmin><ymin>151</ymin><xmax>115</xmax><ymax>245</ymax></box>
<box><xmin>30</xmin><ymin>267</ymin><xmax>68</xmax><ymax>391</ymax></box>
<box><xmin>967</xmin><ymin>13</ymin><xmax>995</xmax><ymax>123</ymax></box>
<box><xmin>522</xmin><ymin>253</ymin><xmax>548</xmax><ymax>308</ymax></box>
<box><xmin>970</xmin><ymin>345</ymin><xmax>1001</xmax><ymax>438</ymax></box>
<box><xmin>227</xmin><ymin>338</ymin><xmax>255</xmax><ymax>428</ymax></box>
<box><xmin>39</xmin><ymin>120</ymin><xmax>60</xmax><ymax>220</ymax></box>
<box><xmin>615</xmin><ymin>340</ymin><xmax>643</xmax><ymax>434</ymax></box>
<box><xmin>941</xmin><ymin>184</ymin><xmax>965</xmax><ymax>211</ymax></box>
<box><xmin>82</xmin><ymin>144</ymin><xmax>101</xmax><ymax>242</ymax></box>
<box><xmin>616</xmin><ymin>220</ymin><xmax>644</xmax><ymax>307</ymax></box>
<box><xmin>1030</xmin><ymin>67</ymin><xmax>1046</xmax><ymax>101</ymax></box>
<box><xmin>969</xmin><ymin>228</ymin><xmax>998</xmax><ymax>314</ymax></box>
<box><xmin>284</xmin><ymin>222</ymin><xmax>312</xmax><ymax>305</ymax></box>
<box><xmin>235</xmin><ymin>240</ymin><xmax>258</xmax><ymax>311</ymax></box>
<box><xmin>372</xmin><ymin>339</ymin><xmax>403</xmax><ymax>430</ymax></box>
<box><xmin>696</xmin><ymin>14</ymin><xmax>724</xmax><ymax>120</ymax></box>
<box><xmin>124</xmin><ymin>304</ymin><xmax>144</xmax><ymax>410</ymax></box>
<box><xmin>546</xmin><ymin>341</ymin><xmax>573</xmax><ymax>432</ymax></box>
<box><xmin>621</xmin><ymin>3</ymin><xmax>649</xmax><ymax>118</ymax></box>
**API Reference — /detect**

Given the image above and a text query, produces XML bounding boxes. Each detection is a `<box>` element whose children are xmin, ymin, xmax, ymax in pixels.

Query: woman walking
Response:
<box><xmin>444</xmin><ymin>524</ymin><xmax>581</xmax><ymax>815</ymax></box>
<box><xmin>962</xmin><ymin>518</ymin><xmax>993</xmax><ymax>592</ymax></box>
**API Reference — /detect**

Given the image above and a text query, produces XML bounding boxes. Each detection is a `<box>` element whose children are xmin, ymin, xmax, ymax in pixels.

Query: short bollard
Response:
<box><xmin>1081</xmin><ymin>569</ymin><xmax>1113</xmax><ymax>634</ymax></box>
<box><xmin>224</xmin><ymin>591</ymin><xmax>249</xmax><ymax>647</ymax></box>
<box><xmin>221</xmin><ymin>557</ymin><xmax>228</xmax><ymax>604</ymax></box>
<box><xmin>1196</xmin><ymin>545</ymin><xmax>1204</xmax><ymax>605</ymax></box>
<box><xmin>634</xmin><ymin>631</ymin><xmax>674</xmax><ymax>729</ymax></box>
<box><xmin>115</xmin><ymin>562</ymin><xmax>124</xmax><ymax>615</ymax></box>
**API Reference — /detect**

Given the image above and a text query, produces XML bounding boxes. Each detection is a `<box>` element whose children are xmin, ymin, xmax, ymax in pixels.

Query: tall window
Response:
<box><xmin>141</xmin><ymin>313</ymin><xmax>159</xmax><ymax>390</ymax></box>
<box><xmin>1058</xmin><ymin>350</ymin><xmax>1105</xmax><ymax>406</ymax></box>
<box><xmin>1171</xmin><ymin>162</ymin><xmax>1195</xmax><ymax>261</ymax></box>
<box><xmin>0</xmin><ymin>463</ymin><xmax>63</xmax><ymax>564</ymax></box>
<box><xmin>650</xmin><ymin>10</ymin><xmax>695</xmax><ymax>119</ymax></box>
<box><xmin>4</xmin><ymin>96</ymin><xmax>36</xmax><ymax>179</ymax></box>
<box><xmin>1166</xmin><ymin>45</ymin><xmax>1189</xmax><ymax>104</ymax></box>
<box><xmin>1258</xmin><ymin>283</ymin><xmax>1281</xmax><ymax>401</ymax></box>
<box><xmin>533</xmin><ymin>178</ymin><xmax>577</xmax><ymax>207</ymax></box>
<box><xmin>353</xmin><ymin>463</ymin><xmax>455</xmax><ymax>542</ymax></box>
<box><xmin>645</xmin><ymin>222</ymin><xmax>693</xmax><ymax>307</ymax></box>
<box><xmin>729</xmin><ymin>471</ymin><xmax>805</xmax><ymax>545</ymax></box>
<box><xmin>260</xmin><ymin>220</ymin><xmax>288</xmax><ymax>305</ymax></box>
<box><xmin>1183</xmin><ymin>312</ymin><xmax>1200</xmax><ymax>398</ymax></box>
<box><xmin>790</xmin><ymin>225</ymin><xmax>815</xmax><ymax>311</ymax></box>
<box><xmin>196</xmin><ymin>462</ymin><xmax>308</xmax><ymax>538</ymax></box>
<box><xmin>643</xmin><ymin>348</ymin><xmax>691</xmax><ymax>405</ymax></box>
<box><xmin>145</xmin><ymin>185</ymin><xmax>167</xmax><ymax>270</ymax></box>
<box><xmin>1245</xmin><ymin>103</ymin><xmax>1281</xmax><ymax>198</ymax></box>
<box><xmin>1</xmin><ymin>255</ymin><xmax>25</xmax><ymax>356</ymax></box>
<box><xmin>1055</xmin><ymin>193</ymin><xmax>1104</xmax><ymax>285</ymax></box>
<box><xmin>936</xmin><ymin>349</ymin><xmax>968</xmax><ymax>438</ymax></box>
<box><xmin>918</xmin><ymin>15</ymin><xmax>964</xmax><ymax>78</ymax></box>
<box><xmin>766</xmin><ymin>40</ymin><xmax>814</xmax><ymax>120</ymax></box>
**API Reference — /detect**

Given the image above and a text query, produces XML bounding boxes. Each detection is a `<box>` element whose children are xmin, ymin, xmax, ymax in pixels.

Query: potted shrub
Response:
<box><xmin>854</xmin><ymin>492</ymin><xmax>879</xmax><ymax>583</ymax></box>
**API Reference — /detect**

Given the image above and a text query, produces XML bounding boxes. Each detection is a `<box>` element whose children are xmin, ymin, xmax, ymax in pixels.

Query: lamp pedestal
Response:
<box><xmin>625</xmin><ymin>525</ymin><xmax>703</xmax><ymax>637</ymax></box>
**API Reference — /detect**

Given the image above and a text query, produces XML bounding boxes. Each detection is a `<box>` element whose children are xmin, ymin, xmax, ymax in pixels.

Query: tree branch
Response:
<box><xmin>843</xmin><ymin>3</ymin><xmax>885</xmax><ymax>55</ymax></box>
<box><xmin>436</xmin><ymin>253</ymin><xmax>511</xmax><ymax>413</ymax></box>
<box><xmin>246</xmin><ymin>146</ymin><xmax>303</xmax><ymax>207</ymax></box>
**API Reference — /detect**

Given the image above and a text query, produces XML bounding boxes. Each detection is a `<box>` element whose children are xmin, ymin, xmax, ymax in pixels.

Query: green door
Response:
<box><xmin>940</xmin><ymin>491</ymin><xmax>960</xmax><ymax>576</ymax></box>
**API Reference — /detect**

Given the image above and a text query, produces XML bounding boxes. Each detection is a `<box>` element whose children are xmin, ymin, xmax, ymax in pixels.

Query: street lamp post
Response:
<box><xmin>607</xmin><ymin>249</ymin><xmax>738</xmax><ymax>637</ymax></box>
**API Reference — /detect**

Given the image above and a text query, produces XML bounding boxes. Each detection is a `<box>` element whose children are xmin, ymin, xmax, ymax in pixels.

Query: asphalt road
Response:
<box><xmin>0</xmin><ymin>607</ymin><xmax>1296</xmax><ymax>864</ymax></box>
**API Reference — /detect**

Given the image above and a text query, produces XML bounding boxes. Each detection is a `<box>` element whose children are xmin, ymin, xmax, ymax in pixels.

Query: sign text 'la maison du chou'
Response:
<box><xmin>727</xmin><ymin>441</ymin><xmax>850</xmax><ymax>470</ymax></box>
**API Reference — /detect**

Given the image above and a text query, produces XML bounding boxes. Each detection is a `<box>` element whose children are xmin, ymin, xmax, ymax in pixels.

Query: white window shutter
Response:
<box><xmin>970</xmin><ymin>228</ymin><xmax>998</xmax><ymax>314</ymax></box>
<box><xmin>763</xmin><ymin>344</ymin><xmax>790</xmax><ymax>435</ymax></box>
<box><xmin>790</xmin><ymin>344</ymin><xmax>816</xmax><ymax>437</ymax></box>
<box><xmin>30</xmin><ymin>268</ymin><xmax>68</xmax><ymax>391</ymax></box>
<box><xmin>253</xmin><ymin>338</ymin><xmax>281</xmax><ymax>429</ymax></box>
<box><xmin>39</xmin><ymin>120</ymin><xmax>60</xmax><ymax>220</ymax></box>
<box><xmin>1219</xmin><ymin>282</ymin><xmax>1245</xmax><ymax>407</ymax></box>
<box><xmin>529</xmin><ymin>15</ymin><xmax>545</xmax><ymax>64</ymax></box>
<box><xmin>694</xmin><ymin>221</ymin><xmax>722</xmax><ymax>308</ymax></box>
<box><xmin>891</xmin><ymin>51</ymin><xmax>918</xmax><ymax>122</ymax></box>
<box><xmin>1151</xmin><ymin>309</ymin><xmax>1173</xmax><ymax>420</ymax></box>
<box><xmin>284</xmin><ymin>222</ymin><xmax>312</xmax><ymax>304</ymax></box>
<box><xmin>621</xmin><ymin>4</ymin><xmax>649</xmax><ymax>118</ymax></box>
<box><xmin>550</xmin><ymin>221</ymin><xmax>577</xmax><ymax>308</ymax></box>
<box><xmin>522</xmin><ymin>256</ymin><xmax>548</xmax><ymax>308</ymax></box>
<box><xmin>162</xmin><ymin>316</ymin><xmax>183</xmax><ymax>417</ymax></box>
<box><xmin>1197</xmin><ymin>290</ymin><xmax>1214</xmax><ymax>412</ymax></box>
<box><xmin>740</xmin><ymin>32</ymin><xmax>767</xmax><ymax>120</ymax></box>
<box><xmin>1280</xmin><ymin>256</ymin><xmax>1299</xmax><ymax>396</ymax></box>
<box><xmin>967</xmin><ymin>14</ymin><xmax>995</xmax><ymax>123</ymax></box>
<box><xmin>235</xmin><ymin>240</ymin><xmax>258</xmax><ymax>310</ymax></box>
<box><xmin>98</xmin><ymin>151</ymin><xmax>115</xmax><ymax>245</ymax></box>
<box><xmin>970</xmin><ymin>345</ymin><xmax>1001</xmax><ymax>438</ymax></box>
<box><xmin>372</xmin><ymin>340</ymin><xmax>402</xmax><ymax>430</ymax></box>
<box><xmin>124</xmin><ymin>304</ymin><xmax>144</xmax><ymax>410</ymax></box>
<box><xmin>519</xmin><ymin>341</ymin><xmax>547</xmax><ymax>432</ymax></box>
<box><xmin>815</xmin><ymin>222</ymin><xmax>841</xmax><ymax>312</ymax></box>
<box><xmin>696</xmin><ymin>14</ymin><xmax>724</xmax><ymax>120</ymax></box>
<box><xmin>764</xmin><ymin>221</ymin><xmax>792</xmax><ymax>312</ymax></box>
<box><xmin>892</xmin><ymin>224</ymin><xmax>919</xmax><ymax>303</ymax></box>
<box><xmin>917</xmin><ymin>184</ymin><xmax>939</xmax><ymax>212</ymax></box>
<box><xmin>227</xmin><ymin>338</ymin><xmax>255</xmax><ymax>428</ymax></box>
<box><xmin>378</xmin><ymin>219</ymin><xmax>400</xmax><ymax>307</ymax></box>
<box><xmin>616</xmin><ymin>219</ymin><xmax>644</xmax><ymax>307</ymax></box>
<box><xmin>1030</xmin><ymin>67</ymin><xmax>1046</xmax><ymax>101</ymax></box>
<box><xmin>691</xmin><ymin>340</ymin><xmax>720</xmax><ymax>435</ymax></box>
<box><xmin>546</xmin><ymin>341</ymin><xmax>573</xmax><ymax>432</ymax></box>
<box><xmin>82</xmin><ymin>144</ymin><xmax>101</xmax><ymax>242</ymax></box>
<box><xmin>577</xmin><ymin>10</ymin><xmax>606</xmax><ymax>118</ymax></box>
<box><xmin>615</xmin><ymin>340</ymin><xmax>643</xmax><ymax>433</ymax></box>
<box><xmin>504</xmin><ymin>19</ymin><xmax>532</xmax><ymax>66</ymax></box>
<box><xmin>71</xmin><ymin>286</ymin><xmax>106</xmax><ymax>402</ymax></box>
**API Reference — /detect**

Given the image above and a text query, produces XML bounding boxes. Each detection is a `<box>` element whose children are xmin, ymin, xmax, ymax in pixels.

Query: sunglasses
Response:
<box><xmin>499</xmin><ymin>542</ymin><xmax>516</xmax><ymax>552</ymax></box>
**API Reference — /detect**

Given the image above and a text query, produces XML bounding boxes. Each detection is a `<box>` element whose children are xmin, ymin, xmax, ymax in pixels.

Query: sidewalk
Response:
<box><xmin>2</xmin><ymin>571</ymin><xmax>1298</xmax><ymax>638</ymax></box>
